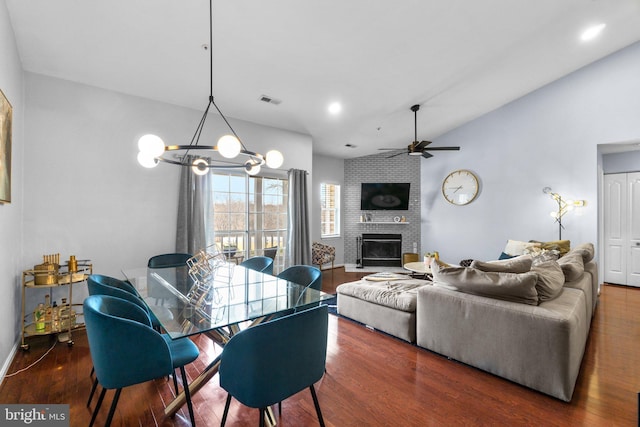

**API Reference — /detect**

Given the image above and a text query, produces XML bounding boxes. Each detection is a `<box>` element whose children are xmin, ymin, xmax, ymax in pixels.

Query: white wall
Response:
<box><xmin>421</xmin><ymin>41</ymin><xmax>640</xmax><ymax>264</ymax></box>
<box><xmin>311</xmin><ymin>154</ymin><xmax>345</xmax><ymax>266</ymax></box>
<box><xmin>0</xmin><ymin>0</ymin><xmax>24</xmax><ymax>375</ymax></box>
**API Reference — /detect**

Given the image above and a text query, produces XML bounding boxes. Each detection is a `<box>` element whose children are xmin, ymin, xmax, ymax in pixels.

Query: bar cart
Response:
<box><xmin>20</xmin><ymin>258</ymin><xmax>92</xmax><ymax>350</ymax></box>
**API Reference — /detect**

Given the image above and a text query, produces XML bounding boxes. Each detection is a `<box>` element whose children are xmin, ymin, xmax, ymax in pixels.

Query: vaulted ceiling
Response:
<box><xmin>6</xmin><ymin>0</ymin><xmax>640</xmax><ymax>158</ymax></box>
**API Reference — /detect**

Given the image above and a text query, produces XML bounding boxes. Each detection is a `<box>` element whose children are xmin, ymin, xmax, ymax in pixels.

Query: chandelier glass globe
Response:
<box><xmin>217</xmin><ymin>135</ymin><xmax>242</xmax><ymax>159</ymax></box>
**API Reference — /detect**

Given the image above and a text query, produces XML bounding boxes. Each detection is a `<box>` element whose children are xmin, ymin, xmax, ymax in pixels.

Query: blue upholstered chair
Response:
<box><xmin>277</xmin><ymin>265</ymin><xmax>322</xmax><ymax>292</ymax></box>
<box><xmin>148</xmin><ymin>252</ymin><xmax>192</xmax><ymax>268</ymax></box>
<box><xmin>84</xmin><ymin>295</ymin><xmax>199</xmax><ymax>427</ymax></box>
<box><xmin>148</xmin><ymin>252</ymin><xmax>193</xmax><ymax>298</ymax></box>
<box><xmin>263</xmin><ymin>247</ymin><xmax>278</xmax><ymax>260</ymax></box>
<box><xmin>240</xmin><ymin>256</ymin><xmax>274</xmax><ymax>275</ymax></box>
<box><xmin>219</xmin><ymin>305</ymin><xmax>328</xmax><ymax>426</ymax></box>
<box><xmin>86</xmin><ymin>274</ymin><xmax>177</xmax><ymax>405</ymax></box>
<box><xmin>87</xmin><ymin>274</ymin><xmax>170</xmax><ymax>331</ymax></box>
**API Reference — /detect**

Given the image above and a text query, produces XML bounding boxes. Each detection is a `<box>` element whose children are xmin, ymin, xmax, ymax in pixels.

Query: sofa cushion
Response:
<box><xmin>432</xmin><ymin>265</ymin><xmax>539</xmax><ymax>306</ymax></box>
<box><xmin>531</xmin><ymin>260</ymin><xmax>565</xmax><ymax>302</ymax></box>
<box><xmin>336</xmin><ymin>278</ymin><xmax>430</xmax><ymax>312</ymax></box>
<box><xmin>471</xmin><ymin>255</ymin><xmax>533</xmax><ymax>273</ymax></box>
<box><xmin>567</xmin><ymin>243</ymin><xmax>595</xmax><ymax>264</ymax></box>
<box><xmin>557</xmin><ymin>252</ymin><xmax>584</xmax><ymax>282</ymax></box>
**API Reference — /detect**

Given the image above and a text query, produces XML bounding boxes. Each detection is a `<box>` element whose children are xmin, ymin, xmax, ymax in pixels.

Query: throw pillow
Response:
<box><xmin>530</xmin><ymin>239</ymin><xmax>571</xmax><ymax>256</ymax></box>
<box><xmin>531</xmin><ymin>260</ymin><xmax>565</xmax><ymax>302</ymax></box>
<box><xmin>498</xmin><ymin>252</ymin><xmax>515</xmax><ymax>260</ymax></box>
<box><xmin>432</xmin><ymin>265</ymin><xmax>539</xmax><ymax>306</ymax></box>
<box><xmin>459</xmin><ymin>259</ymin><xmax>474</xmax><ymax>267</ymax></box>
<box><xmin>470</xmin><ymin>255</ymin><xmax>533</xmax><ymax>273</ymax></box>
<box><xmin>503</xmin><ymin>239</ymin><xmax>542</xmax><ymax>256</ymax></box>
<box><xmin>523</xmin><ymin>246</ymin><xmax>561</xmax><ymax>266</ymax></box>
<box><xmin>556</xmin><ymin>251</ymin><xmax>584</xmax><ymax>281</ymax></box>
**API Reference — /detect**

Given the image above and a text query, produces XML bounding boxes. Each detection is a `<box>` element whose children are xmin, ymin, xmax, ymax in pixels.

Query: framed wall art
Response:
<box><xmin>0</xmin><ymin>89</ymin><xmax>12</xmax><ymax>204</ymax></box>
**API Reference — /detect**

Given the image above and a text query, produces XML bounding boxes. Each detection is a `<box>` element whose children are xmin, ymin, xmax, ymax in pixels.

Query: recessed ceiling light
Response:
<box><xmin>328</xmin><ymin>102</ymin><xmax>342</xmax><ymax>115</ymax></box>
<box><xmin>580</xmin><ymin>23</ymin><xmax>606</xmax><ymax>42</ymax></box>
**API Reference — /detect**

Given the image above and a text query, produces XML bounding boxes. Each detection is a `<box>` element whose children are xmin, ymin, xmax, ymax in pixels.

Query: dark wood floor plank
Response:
<box><xmin>1</xmin><ymin>271</ymin><xmax>638</xmax><ymax>426</ymax></box>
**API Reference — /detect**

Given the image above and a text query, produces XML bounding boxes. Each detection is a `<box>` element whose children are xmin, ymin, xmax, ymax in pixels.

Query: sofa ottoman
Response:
<box><xmin>336</xmin><ymin>275</ymin><xmax>431</xmax><ymax>342</ymax></box>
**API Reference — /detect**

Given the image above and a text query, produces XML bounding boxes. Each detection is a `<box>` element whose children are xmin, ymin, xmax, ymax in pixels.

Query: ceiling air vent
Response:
<box><xmin>259</xmin><ymin>95</ymin><xmax>282</xmax><ymax>105</ymax></box>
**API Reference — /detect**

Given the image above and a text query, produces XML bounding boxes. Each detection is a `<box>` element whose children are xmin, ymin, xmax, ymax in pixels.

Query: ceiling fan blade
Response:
<box><xmin>386</xmin><ymin>152</ymin><xmax>406</xmax><ymax>158</ymax></box>
<box><xmin>417</xmin><ymin>140</ymin><xmax>432</xmax><ymax>149</ymax></box>
<box><xmin>423</xmin><ymin>146</ymin><xmax>461</xmax><ymax>151</ymax></box>
<box><xmin>421</xmin><ymin>151</ymin><xmax>434</xmax><ymax>159</ymax></box>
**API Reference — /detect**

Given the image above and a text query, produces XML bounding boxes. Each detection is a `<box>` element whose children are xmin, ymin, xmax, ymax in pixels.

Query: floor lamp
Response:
<box><xmin>542</xmin><ymin>187</ymin><xmax>586</xmax><ymax>240</ymax></box>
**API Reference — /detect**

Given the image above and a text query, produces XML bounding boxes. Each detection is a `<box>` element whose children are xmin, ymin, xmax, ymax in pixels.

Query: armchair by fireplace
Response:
<box><xmin>312</xmin><ymin>242</ymin><xmax>335</xmax><ymax>271</ymax></box>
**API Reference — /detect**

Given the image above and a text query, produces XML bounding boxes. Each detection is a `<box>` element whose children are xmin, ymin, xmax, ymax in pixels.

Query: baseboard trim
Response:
<box><xmin>344</xmin><ymin>264</ymin><xmax>407</xmax><ymax>273</ymax></box>
<box><xmin>319</xmin><ymin>263</ymin><xmax>344</xmax><ymax>271</ymax></box>
<box><xmin>0</xmin><ymin>341</ymin><xmax>19</xmax><ymax>382</ymax></box>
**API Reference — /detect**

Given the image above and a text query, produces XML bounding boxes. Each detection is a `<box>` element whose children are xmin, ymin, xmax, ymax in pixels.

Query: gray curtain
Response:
<box><xmin>176</xmin><ymin>156</ymin><xmax>212</xmax><ymax>255</ymax></box>
<box><xmin>286</xmin><ymin>169</ymin><xmax>311</xmax><ymax>267</ymax></box>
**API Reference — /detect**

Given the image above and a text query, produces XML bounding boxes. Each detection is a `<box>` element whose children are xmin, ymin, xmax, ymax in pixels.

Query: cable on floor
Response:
<box><xmin>5</xmin><ymin>340</ymin><xmax>58</xmax><ymax>377</ymax></box>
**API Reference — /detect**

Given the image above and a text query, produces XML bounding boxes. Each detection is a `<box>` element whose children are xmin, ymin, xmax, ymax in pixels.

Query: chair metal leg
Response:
<box><xmin>172</xmin><ymin>369</ymin><xmax>179</xmax><ymax>395</ymax></box>
<box><xmin>87</xmin><ymin>377</ymin><xmax>98</xmax><ymax>407</ymax></box>
<box><xmin>180</xmin><ymin>366</ymin><xmax>196</xmax><ymax>426</ymax></box>
<box><xmin>104</xmin><ymin>388</ymin><xmax>122</xmax><ymax>427</ymax></box>
<box><xmin>221</xmin><ymin>394</ymin><xmax>232</xmax><ymax>427</ymax></box>
<box><xmin>259</xmin><ymin>408</ymin><xmax>266</xmax><ymax>427</ymax></box>
<box><xmin>265</xmin><ymin>406</ymin><xmax>275</xmax><ymax>426</ymax></box>
<box><xmin>89</xmin><ymin>387</ymin><xmax>107</xmax><ymax>427</ymax></box>
<box><xmin>309</xmin><ymin>385</ymin><xmax>325</xmax><ymax>427</ymax></box>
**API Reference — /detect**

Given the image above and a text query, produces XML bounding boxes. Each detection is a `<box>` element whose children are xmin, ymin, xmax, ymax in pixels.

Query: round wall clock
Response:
<box><xmin>442</xmin><ymin>169</ymin><xmax>479</xmax><ymax>205</ymax></box>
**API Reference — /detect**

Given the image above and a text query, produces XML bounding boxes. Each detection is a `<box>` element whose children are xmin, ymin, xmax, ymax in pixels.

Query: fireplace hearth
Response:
<box><xmin>361</xmin><ymin>233</ymin><xmax>402</xmax><ymax>267</ymax></box>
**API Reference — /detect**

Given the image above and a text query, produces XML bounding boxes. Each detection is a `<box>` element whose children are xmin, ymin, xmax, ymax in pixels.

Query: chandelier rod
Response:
<box><xmin>137</xmin><ymin>0</ymin><xmax>284</xmax><ymax>173</ymax></box>
<box><xmin>185</xmin><ymin>0</ymin><xmax>248</xmax><ymax>157</ymax></box>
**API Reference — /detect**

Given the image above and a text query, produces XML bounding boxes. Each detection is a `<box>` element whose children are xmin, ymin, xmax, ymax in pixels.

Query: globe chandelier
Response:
<box><xmin>136</xmin><ymin>0</ymin><xmax>284</xmax><ymax>176</ymax></box>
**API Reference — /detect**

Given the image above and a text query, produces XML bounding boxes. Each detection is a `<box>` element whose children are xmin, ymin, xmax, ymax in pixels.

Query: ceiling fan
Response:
<box><xmin>379</xmin><ymin>104</ymin><xmax>460</xmax><ymax>159</ymax></box>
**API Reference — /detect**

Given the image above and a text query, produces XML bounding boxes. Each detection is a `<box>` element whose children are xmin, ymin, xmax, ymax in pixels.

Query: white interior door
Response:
<box><xmin>627</xmin><ymin>172</ymin><xmax>640</xmax><ymax>286</ymax></box>
<box><xmin>604</xmin><ymin>173</ymin><xmax>627</xmax><ymax>285</ymax></box>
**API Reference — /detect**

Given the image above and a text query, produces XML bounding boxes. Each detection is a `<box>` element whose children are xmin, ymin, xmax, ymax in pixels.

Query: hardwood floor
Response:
<box><xmin>1</xmin><ymin>268</ymin><xmax>638</xmax><ymax>426</ymax></box>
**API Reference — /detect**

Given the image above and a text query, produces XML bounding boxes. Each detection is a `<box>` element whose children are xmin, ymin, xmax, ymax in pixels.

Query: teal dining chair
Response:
<box><xmin>148</xmin><ymin>252</ymin><xmax>193</xmax><ymax>268</ymax></box>
<box><xmin>263</xmin><ymin>246</ymin><xmax>278</xmax><ymax>260</ymax></box>
<box><xmin>84</xmin><ymin>295</ymin><xmax>199</xmax><ymax>427</ymax></box>
<box><xmin>86</xmin><ymin>274</ymin><xmax>177</xmax><ymax>405</ymax></box>
<box><xmin>219</xmin><ymin>305</ymin><xmax>328</xmax><ymax>426</ymax></box>
<box><xmin>148</xmin><ymin>252</ymin><xmax>193</xmax><ymax>298</ymax></box>
<box><xmin>240</xmin><ymin>256</ymin><xmax>274</xmax><ymax>275</ymax></box>
<box><xmin>277</xmin><ymin>265</ymin><xmax>322</xmax><ymax>291</ymax></box>
<box><xmin>87</xmin><ymin>274</ymin><xmax>171</xmax><ymax>331</ymax></box>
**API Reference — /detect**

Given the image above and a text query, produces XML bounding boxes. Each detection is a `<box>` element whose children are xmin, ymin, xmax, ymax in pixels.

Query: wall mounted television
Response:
<box><xmin>360</xmin><ymin>183</ymin><xmax>410</xmax><ymax>210</ymax></box>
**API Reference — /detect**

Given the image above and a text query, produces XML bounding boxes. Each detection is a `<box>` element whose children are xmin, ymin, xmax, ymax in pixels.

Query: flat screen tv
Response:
<box><xmin>360</xmin><ymin>183</ymin><xmax>410</xmax><ymax>210</ymax></box>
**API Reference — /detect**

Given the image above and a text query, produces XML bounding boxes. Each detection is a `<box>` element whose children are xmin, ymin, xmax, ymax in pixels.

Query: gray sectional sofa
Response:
<box><xmin>336</xmin><ymin>243</ymin><xmax>598</xmax><ymax>402</ymax></box>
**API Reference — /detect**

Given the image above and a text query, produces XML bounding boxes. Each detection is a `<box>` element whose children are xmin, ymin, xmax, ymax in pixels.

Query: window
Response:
<box><xmin>320</xmin><ymin>183</ymin><xmax>340</xmax><ymax>238</ymax></box>
<box><xmin>210</xmin><ymin>172</ymin><xmax>288</xmax><ymax>273</ymax></box>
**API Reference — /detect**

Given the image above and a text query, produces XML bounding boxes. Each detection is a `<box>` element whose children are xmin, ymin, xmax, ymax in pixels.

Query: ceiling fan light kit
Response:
<box><xmin>136</xmin><ymin>0</ymin><xmax>283</xmax><ymax>175</ymax></box>
<box><xmin>379</xmin><ymin>104</ymin><xmax>460</xmax><ymax>159</ymax></box>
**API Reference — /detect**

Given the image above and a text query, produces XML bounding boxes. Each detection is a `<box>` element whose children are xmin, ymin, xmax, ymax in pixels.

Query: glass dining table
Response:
<box><xmin>122</xmin><ymin>263</ymin><xmax>332</xmax><ymax>418</ymax></box>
